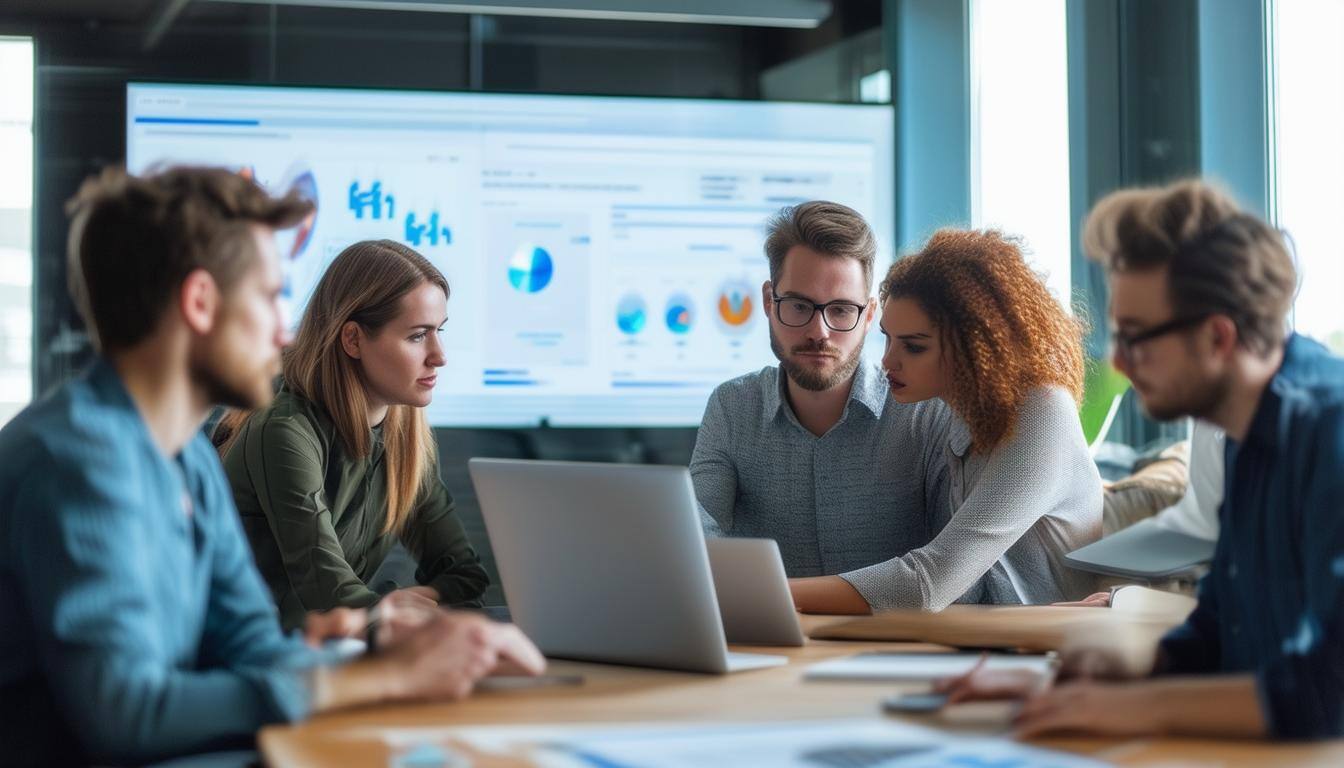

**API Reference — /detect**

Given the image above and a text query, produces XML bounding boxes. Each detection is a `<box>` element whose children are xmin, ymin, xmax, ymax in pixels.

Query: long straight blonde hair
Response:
<box><xmin>218</xmin><ymin>239</ymin><xmax>447</xmax><ymax>535</ymax></box>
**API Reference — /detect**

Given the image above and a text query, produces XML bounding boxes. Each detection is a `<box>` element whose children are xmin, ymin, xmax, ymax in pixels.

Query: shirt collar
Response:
<box><xmin>849</xmin><ymin>361</ymin><xmax>889</xmax><ymax>418</ymax></box>
<box><xmin>765</xmin><ymin>360</ymin><xmax>888</xmax><ymax>427</ymax></box>
<box><xmin>87</xmin><ymin>356</ymin><xmax>176</xmax><ymax>461</ymax></box>
<box><xmin>88</xmin><ymin>356</ymin><xmax>134</xmax><ymax>411</ymax></box>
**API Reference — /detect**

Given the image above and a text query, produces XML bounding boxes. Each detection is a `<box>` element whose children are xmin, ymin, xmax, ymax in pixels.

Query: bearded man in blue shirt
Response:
<box><xmin>940</xmin><ymin>178</ymin><xmax>1344</xmax><ymax>740</ymax></box>
<box><xmin>0</xmin><ymin>167</ymin><xmax>543</xmax><ymax>766</ymax></box>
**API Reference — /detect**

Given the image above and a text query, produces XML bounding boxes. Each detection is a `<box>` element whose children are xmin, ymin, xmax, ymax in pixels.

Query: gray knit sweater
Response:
<box><xmin>840</xmin><ymin>385</ymin><xmax>1102</xmax><ymax>609</ymax></box>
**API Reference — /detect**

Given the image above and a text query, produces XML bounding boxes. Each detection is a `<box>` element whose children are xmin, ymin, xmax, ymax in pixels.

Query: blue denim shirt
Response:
<box><xmin>1158</xmin><ymin>334</ymin><xmax>1344</xmax><ymax>739</ymax></box>
<box><xmin>0</xmin><ymin>360</ymin><xmax>319</xmax><ymax>766</ymax></box>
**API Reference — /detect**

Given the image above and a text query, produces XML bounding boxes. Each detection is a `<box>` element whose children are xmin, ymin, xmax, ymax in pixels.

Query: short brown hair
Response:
<box><xmin>764</xmin><ymin>201</ymin><xmax>876</xmax><ymax>290</ymax></box>
<box><xmin>1082</xmin><ymin>179</ymin><xmax>1296</xmax><ymax>354</ymax></box>
<box><xmin>880</xmin><ymin>229</ymin><xmax>1085</xmax><ymax>453</ymax></box>
<box><xmin>65</xmin><ymin>166</ymin><xmax>314</xmax><ymax>353</ymax></box>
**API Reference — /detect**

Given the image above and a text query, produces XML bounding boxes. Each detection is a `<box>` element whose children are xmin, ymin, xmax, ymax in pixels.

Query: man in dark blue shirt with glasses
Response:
<box><xmin>940</xmin><ymin>178</ymin><xmax>1344</xmax><ymax>740</ymax></box>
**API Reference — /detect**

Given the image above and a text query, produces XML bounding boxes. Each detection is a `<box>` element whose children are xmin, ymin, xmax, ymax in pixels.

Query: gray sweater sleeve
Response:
<box><xmin>839</xmin><ymin>387</ymin><xmax>1098</xmax><ymax>611</ymax></box>
<box><xmin>690</xmin><ymin>386</ymin><xmax>737</xmax><ymax>537</ymax></box>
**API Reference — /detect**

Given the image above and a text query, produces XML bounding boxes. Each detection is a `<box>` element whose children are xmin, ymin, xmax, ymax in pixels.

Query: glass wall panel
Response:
<box><xmin>970</xmin><ymin>0</ymin><xmax>1071</xmax><ymax>306</ymax></box>
<box><xmin>1271</xmin><ymin>0</ymin><xmax>1344</xmax><ymax>353</ymax></box>
<box><xmin>0</xmin><ymin>37</ymin><xmax>33</xmax><ymax>426</ymax></box>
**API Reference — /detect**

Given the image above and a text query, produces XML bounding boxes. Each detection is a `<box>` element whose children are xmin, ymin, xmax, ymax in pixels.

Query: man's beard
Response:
<box><xmin>770</xmin><ymin>325</ymin><xmax>864</xmax><ymax>392</ymax></box>
<box><xmin>191</xmin><ymin>350</ymin><xmax>277</xmax><ymax>410</ymax></box>
<box><xmin>1136</xmin><ymin>370</ymin><xmax>1231</xmax><ymax>423</ymax></box>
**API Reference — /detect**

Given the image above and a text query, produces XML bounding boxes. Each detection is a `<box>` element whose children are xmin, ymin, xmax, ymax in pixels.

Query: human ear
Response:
<box><xmin>180</xmin><ymin>269</ymin><xmax>219</xmax><ymax>336</ymax></box>
<box><xmin>1207</xmin><ymin>315</ymin><xmax>1239</xmax><ymax>358</ymax></box>
<box><xmin>340</xmin><ymin>321</ymin><xmax>363</xmax><ymax>360</ymax></box>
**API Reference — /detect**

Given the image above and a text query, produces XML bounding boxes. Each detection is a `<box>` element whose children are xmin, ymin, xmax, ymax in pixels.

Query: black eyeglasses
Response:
<box><xmin>771</xmin><ymin>290</ymin><xmax>867</xmax><ymax>332</ymax></box>
<box><xmin>1111</xmin><ymin>314</ymin><xmax>1210</xmax><ymax>364</ymax></box>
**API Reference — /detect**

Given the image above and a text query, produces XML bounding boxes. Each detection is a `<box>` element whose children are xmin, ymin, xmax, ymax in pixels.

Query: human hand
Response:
<box><xmin>1014</xmin><ymin>680</ymin><xmax>1161</xmax><ymax>739</ymax></box>
<box><xmin>382</xmin><ymin>611</ymin><xmax>546</xmax><ymax>701</ymax></box>
<box><xmin>1057</xmin><ymin>646</ymin><xmax>1143</xmax><ymax>680</ymax></box>
<box><xmin>932</xmin><ymin>654</ymin><xmax>1051</xmax><ymax>704</ymax></box>
<box><xmin>1058</xmin><ymin>620</ymin><xmax>1159</xmax><ymax>681</ymax></box>
<box><xmin>1052</xmin><ymin>591</ymin><xmax>1112</xmax><ymax>608</ymax></box>
<box><xmin>386</xmin><ymin>585</ymin><xmax>440</xmax><ymax>611</ymax></box>
<box><xmin>303</xmin><ymin>607</ymin><xmax>369</xmax><ymax>646</ymax></box>
<box><xmin>368</xmin><ymin>589</ymin><xmax>446</xmax><ymax>647</ymax></box>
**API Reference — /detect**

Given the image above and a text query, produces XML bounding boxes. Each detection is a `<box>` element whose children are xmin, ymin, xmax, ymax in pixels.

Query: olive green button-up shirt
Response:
<box><xmin>223</xmin><ymin>389</ymin><xmax>488</xmax><ymax>630</ymax></box>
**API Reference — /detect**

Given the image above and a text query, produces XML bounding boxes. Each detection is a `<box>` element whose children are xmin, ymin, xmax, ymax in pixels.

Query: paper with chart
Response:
<box><xmin>366</xmin><ymin>718</ymin><xmax>1110</xmax><ymax>768</ymax></box>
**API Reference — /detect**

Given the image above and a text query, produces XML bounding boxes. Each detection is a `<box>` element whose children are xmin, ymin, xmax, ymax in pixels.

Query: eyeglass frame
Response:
<box><xmin>1110</xmin><ymin>313</ymin><xmax>1211</xmax><ymax>364</ymax></box>
<box><xmin>769</xmin><ymin>289</ymin><xmax>868</xmax><ymax>332</ymax></box>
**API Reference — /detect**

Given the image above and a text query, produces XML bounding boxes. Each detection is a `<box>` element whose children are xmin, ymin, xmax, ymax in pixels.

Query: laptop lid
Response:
<box><xmin>1064</xmin><ymin>517</ymin><xmax>1215</xmax><ymax>580</ymax></box>
<box><xmin>468</xmin><ymin>458</ymin><xmax>735</xmax><ymax>673</ymax></box>
<box><xmin>706</xmin><ymin>538</ymin><xmax>805</xmax><ymax>647</ymax></box>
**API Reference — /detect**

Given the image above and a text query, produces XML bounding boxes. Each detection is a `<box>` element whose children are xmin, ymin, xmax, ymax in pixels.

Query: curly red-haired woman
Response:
<box><xmin>791</xmin><ymin>229</ymin><xmax>1102</xmax><ymax>614</ymax></box>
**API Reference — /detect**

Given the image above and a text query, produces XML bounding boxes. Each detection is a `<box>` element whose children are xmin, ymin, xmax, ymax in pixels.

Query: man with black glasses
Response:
<box><xmin>690</xmin><ymin>201</ymin><xmax>951</xmax><ymax>613</ymax></box>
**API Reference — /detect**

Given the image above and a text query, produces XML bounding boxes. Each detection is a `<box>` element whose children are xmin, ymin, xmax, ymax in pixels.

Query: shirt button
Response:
<box><xmin>1227</xmin><ymin>563</ymin><xmax>1238</xmax><ymax>579</ymax></box>
<box><xmin>1231</xmin><ymin>622</ymin><xmax>1241</xmax><ymax>636</ymax></box>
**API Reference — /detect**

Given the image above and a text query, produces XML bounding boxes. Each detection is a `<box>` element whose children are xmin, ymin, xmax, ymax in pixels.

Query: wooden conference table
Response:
<box><xmin>261</xmin><ymin>615</ymin><xmax>1344</xmax><ymax>767</ymax></box>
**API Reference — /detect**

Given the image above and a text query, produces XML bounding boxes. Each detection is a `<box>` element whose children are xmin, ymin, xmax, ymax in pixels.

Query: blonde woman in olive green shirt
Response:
<box><xmin>218</xmin><ymin>240</ymin><xmax>487</xmax><ymax>631</ymax></box>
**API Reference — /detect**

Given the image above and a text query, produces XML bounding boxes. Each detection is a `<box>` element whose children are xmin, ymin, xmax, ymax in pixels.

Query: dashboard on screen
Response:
<box><xmin>126</xmin><ymin>82</ymin><xmax>894</xmax><ymax>427</ymax></box>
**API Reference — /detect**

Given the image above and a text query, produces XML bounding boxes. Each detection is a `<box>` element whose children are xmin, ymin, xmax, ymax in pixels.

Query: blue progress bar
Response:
<box><xmin>134</xmin><ymin>117</ymin><xmax>261</xmax><ymax>126</ymax></box>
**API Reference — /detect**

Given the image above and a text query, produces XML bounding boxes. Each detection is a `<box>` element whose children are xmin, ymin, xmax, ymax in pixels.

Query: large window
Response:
<box><xmin>0</xmin><ymin>38</ymin><xmax>33</xmax><ymax>425</ymax></box>
<box><xmin>969</xmin><ymin>0</ymin><xmax>1071</xmax><ymax>306</ymax></box>
<box><xmin>1271</xmin><ymin>0</ymin><xmax>1344</xmax><ymax>353</ymax></box>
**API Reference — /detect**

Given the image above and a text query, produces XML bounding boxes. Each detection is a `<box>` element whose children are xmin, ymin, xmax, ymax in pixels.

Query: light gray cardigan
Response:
<box><xmin>841</xmin><ymin>386</ymin><xmax>1103</xmax><ymax>610</ymax></box>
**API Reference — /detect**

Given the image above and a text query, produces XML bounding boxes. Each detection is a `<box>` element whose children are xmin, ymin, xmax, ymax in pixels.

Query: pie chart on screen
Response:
<box><xmin>508</xmin><ymin>243</ymin><xmax>554</xmax><ymax>293</ymax></box>
<box><xmin>715</xmin><ymin>281</ymin><xmax>755</xmax><ymax>334</ymax></box>
<box><xmin>665</xmin><ymin>293</ymin><xmax>695</xmax><ymax>335</ymax></box>
<box><xmin>616</xmin><ymin>293</ymin><xmax>647</xmax><ymax>335</ymax></box>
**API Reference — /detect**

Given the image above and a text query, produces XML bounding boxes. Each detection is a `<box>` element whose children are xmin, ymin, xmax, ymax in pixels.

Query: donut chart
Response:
<box><xmin>665</xmin><ymin>293</ymin><xmax>695</xmax><ymax>335</ymax></box>
<box><xmin>508</xmin><ymin>243</ymin><xmax>554</xmax><ymax>293</ymax></box>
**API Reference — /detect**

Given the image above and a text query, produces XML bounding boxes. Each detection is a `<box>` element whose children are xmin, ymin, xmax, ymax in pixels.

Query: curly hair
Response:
<box><xmin>880</xmin><ymin>229</ymin><xmax>1085</xmax><ymax>453</ymax></box>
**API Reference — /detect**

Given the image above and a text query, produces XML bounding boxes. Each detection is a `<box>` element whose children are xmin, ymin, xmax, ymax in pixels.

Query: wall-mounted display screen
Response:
<box><xmin>127</xmin><ymin>82</ymin><xmax>893</xmax><ymax>426</ymax></box>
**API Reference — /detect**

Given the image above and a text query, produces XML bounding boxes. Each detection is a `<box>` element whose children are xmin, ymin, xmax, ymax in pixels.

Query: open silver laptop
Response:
<box><xmin>706</xmin><ymin>538</ymin><xmax>805</xmax><ymax>647</ymax></box>
<box><xmin>468</xmin><ymin>458</ymin><xmax>789</xmax><ymax>674</ymax></box>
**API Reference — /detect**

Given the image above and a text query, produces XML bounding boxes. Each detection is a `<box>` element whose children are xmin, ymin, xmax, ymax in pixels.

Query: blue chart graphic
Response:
<box><xmin>616</xmin><ymin>294</ymin><xmax>647</xmax><ymax>335</ymax></box>
<box><xmin>665</xmin><ymin>293</ymin><xmax>695</xmax><ymax>335</ymax></box>
<box><xmin>508</xmin><ymin>243</ymin><xmax>554</xmax><ymax>293</ymax></box>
